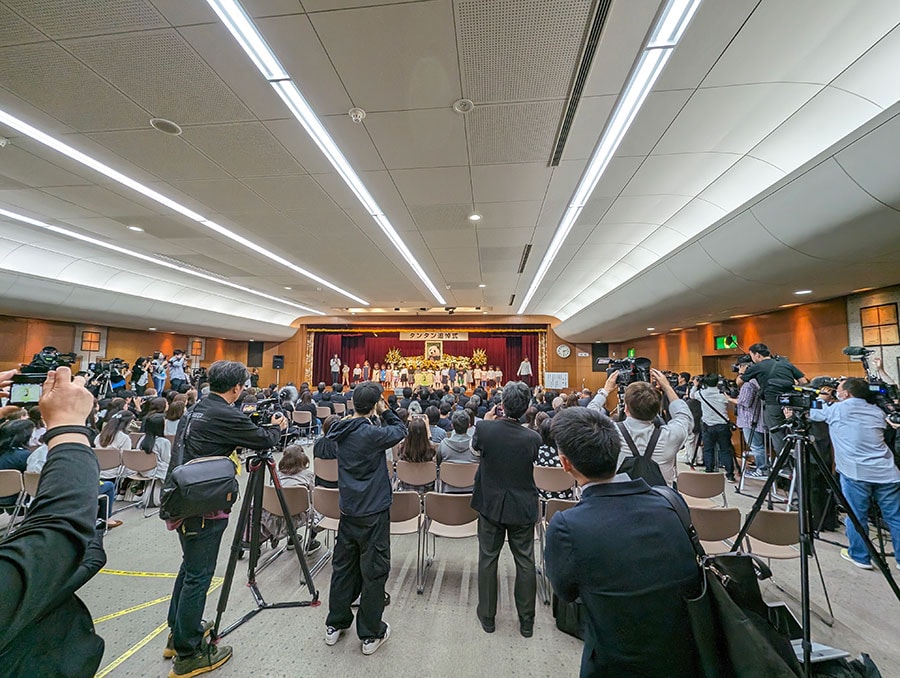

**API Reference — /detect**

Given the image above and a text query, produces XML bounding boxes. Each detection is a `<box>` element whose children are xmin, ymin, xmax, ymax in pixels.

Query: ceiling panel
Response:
<box><xmin>467</xmin><ymin>100</ymin><xmax>566</xmax><ymax>165</ymax></box>
<box><xmin>703</xmin><ymin>0</ymin><xmax>900</xmax><ymax>89</ymax></box>
<box><xmin>240</xmin><ymin>175</ymin><xmax>336</xmax><ymax>212</ymax></box>
<box><xmin>471</xmin><ymin>163</ymin><xmax>553</xmax><ymax>203</ymax></box>
<box><xmin>310</xmin><ymin>0</ymin><xmax>460</xmax><ymax>111</ymax></box>
<box><xmin>65</xmin><ymin>29</ymin><xmax>253</xmax><ymax>125</ymax></box>
<box><xmin>558</xmin><ymin>95</ymin><xmax>615</xmax><ymax>162</ymax></box>
<box><xmin>255</xmin><ymin>13</ymin><xmax>353</xmax><ymax>117</ymax></box>
<box><xmin>365</xmin><ymin>109</ymin><xmax>468</xmax><ymax>170</ymax></box>
<box><xmin>88</xmin><ymin>128</ymin><xmax>229</xmax><ymax>182</ymax></box>
<box><xmin>41</xmin><ymin>185</ymin><xmax>162</xmax><ymax>219</ymax></box>
<box><xmin>390</xmin><ymin>167</ymin><xmax>471</xmax><ymax>206</ymax></box>
<box><xmin>829</xmin><ymin>25</ymin><xmax>900</xmax><ymax>109</ymax></box>
<box><xmin>472</xmin><ymin>201</ymin><xmax>542</xmax><ymax>231</ymax></box>
<box><xmin>0</xmin><ymin>42</ymin><xmax>151</xmax><ymax>131</ymax></box>
<box><xmin>698</xmin><ymin>156</ymin><xmax>785</xmax><ymax>215</ymax></box>
<box><xmin>835</xmin><ymin>110</ymin><xmax>900</xmax><ymax>210</ymax></box>
<box><xmin>264</xmin><ymin>119</ymin><xmax>334</xmax><ymax>175</ymax></box>
<box><xmin>456</xmin><ymin>0</ymin><xmax>593</xmax><ymax>103</ymax></box>
<box><xmin>601</xmin><ymin>194</ymin><xmax>692</xmax><ymax>226</ymax></box>
<box><xmin>0</xmin><ymin>144</ymin><xmax>92</xmax><ymax>187</ymax></box>
<box><xmin>181</xmin><ymin>122</ymin><xmax>304</xmax><ymax>177</ymax></box>
<box><xmin>0</xmin><ymin>3</ymin><xmax>46</xmax><ymax>46</ymax></box>
<box><xmin>172</xmin><ymin>178</ymin><xmax>273</xmax><ymax>214</ymax></box>
<box><xmin>0</xmin><ymin>187</ymin><xmax>100</xmax><ymax>219</ymax></box>
<box><xmin>409</xmin><ymin>204</ymin><xmax>472</xmax><ymax>232</ymax></box>
<box><xmin>654</xmin><ymin>83</ymin><xmax>821</xmax><ymax>157</ymax></box>
<box><xmin>622</xmin><ymin>152</ymin><xmax>739</xmax><ymax>197</ymax></box>
<box><xmin>6</xmin><ymin>0</ymin><xmax>167</xmax><ymax>39</ymax></box>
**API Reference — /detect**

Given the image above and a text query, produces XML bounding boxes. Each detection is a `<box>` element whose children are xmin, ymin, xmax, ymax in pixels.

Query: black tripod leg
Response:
<box><xmin>807</xmin><ymin>443</ymin><xmax>900</xmax><ymax>603</ymax></box>
<box><xmin>213</xmin><ymin>464</ymin><xmax>260</xmax><ymax>636</ymax></box>
<box><xmin>732</xmin><ymin>437</ymin><xmax>795</xmax><ymax>551</ymax></box>
<box><xmin>268</xmin><ymin>462</ymin><xmax>318</xmax><ymax>599</ymax></box>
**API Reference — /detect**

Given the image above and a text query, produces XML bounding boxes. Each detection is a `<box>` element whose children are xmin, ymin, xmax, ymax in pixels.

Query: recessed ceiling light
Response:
<box><xmin>670</xmin><ymin>327</ymin><xmax>683</xmax><ymax>331</ymax></box>
<box><xmin>149</xmin><ymin>117</ymin><xmax>183</xmax><ymax>136</ymax></box>
<box><xmin>696</xmin><ymin>322</ymin><xmax>711</xmax><ymax>326</ymax></box>
<box><xmin>730</xmin><ymin>314</ymin><xmax>750</xmax><ymax>319</ymax></box>
<box><xmin>148</xmin><ymin>327</ymin><xmax>156</xmax><ymax>331</ymax></box>
<box><xmin>478</xmin><ymin>283</ymin><xmax>486</xmax><ymax>288</ymax></box>
<box><xmin>468</xmin><ymin>213</ymin><xmax>482</xmax><ymax>222</ymax></box>
<box><xmin>646</xmin><ymin>327</ymin><xmax>655</xmax><ymax>331</ymax></box>
<box><xmin>283</xmin><ymin>286</ymin><xmax>291</xmax><ymax>290</ymax></box>
<box><xmin>127</xmin><ymin>225</ymin><xmax>144</xmax><ymax>232</ymax></box>
<box><xmin>794</xmin><ymin>289</ymin><xmax>813</xmax><ymax>295</ymax></box>
<box><xmin>779</xmin><ymin>303</ymin><xmax>800</xmax><ymax>308</ymax></box>
<box><xmin>483</xmin><ymin>311</ymin><xmax>488</xmax><ymax>314</ymax></box>
<box><xmin>249</xmin><ymin>339</ymin><xmax>254</xmax><ymax>342</ymax></box>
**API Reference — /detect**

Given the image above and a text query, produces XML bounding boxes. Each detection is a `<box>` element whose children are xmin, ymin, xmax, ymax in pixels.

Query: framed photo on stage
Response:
<box><xmin>424</xmin><ymin>340</ymin><xmax>443</xmax><ymax>360</ymax></box>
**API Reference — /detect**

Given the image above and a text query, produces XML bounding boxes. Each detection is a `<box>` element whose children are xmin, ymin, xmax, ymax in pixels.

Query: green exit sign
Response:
<box><xmin>627</xmin><ymin>348</ymin><xmax>636</xmax><ymax>358</ymax></box>
<box><xmin>715</xmin><ymin>335</ymin><xmax>739</xmax><ymax>350</ymax></box>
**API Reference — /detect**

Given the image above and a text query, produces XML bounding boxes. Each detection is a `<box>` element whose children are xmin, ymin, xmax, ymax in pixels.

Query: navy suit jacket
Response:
<box><xmin>545</xmin><ymin>478</ymin><xmax>700</xmax><ymax>677</ymax></box>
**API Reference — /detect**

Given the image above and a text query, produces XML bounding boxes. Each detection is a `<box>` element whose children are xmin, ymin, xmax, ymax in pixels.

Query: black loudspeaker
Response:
<box><xmin>247</xmin><ymin>342</ymin><xmax>264</xmax><ymax>368</ymax></box>
<box><xmin>272</xmin><ymin>355</ymin><xmax>285</xmax><ymax>370</ymax></box>
<box><xmin>591</xmin><ymin>342</ymin><xmax>609</xmax><ymax>372</ymax></box>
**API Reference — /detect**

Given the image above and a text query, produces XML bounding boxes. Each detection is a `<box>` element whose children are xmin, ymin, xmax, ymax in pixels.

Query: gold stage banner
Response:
<box><xmin>399</xmin><ymin>331</ymin><xmax>468</xmax><ymax>341</ymax></box>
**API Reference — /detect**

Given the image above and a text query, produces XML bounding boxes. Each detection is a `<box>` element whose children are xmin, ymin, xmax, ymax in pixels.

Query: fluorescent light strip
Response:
<box><xmin>0</xmin><ymin>206</ymin><xmax>325</xmax><ymax>316</ymax></box>
<box><xmin>208</xmin><ymin>0</ymin><xmax>446</xmax><ymax>306</ymax></box>
<box><xmin>517</xmin><ymin>0</ymin><xmax>701</xmax><ymax>315</ymax></box>
<box><xmin>0</xmin><ymin>109</ymin><xmax>366</xmax><ymax>306</ymax></box>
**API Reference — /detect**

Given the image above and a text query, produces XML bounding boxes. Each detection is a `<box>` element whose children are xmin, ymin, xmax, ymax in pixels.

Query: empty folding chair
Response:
<box><xmin>689</xmin><ymin>505</ymin><xmax>742</xmax><ymax>555</ymax></box>
<box><xmin>0</xmin><ymin>470</ymin><xmax>25</xmax><ymax>537</ymax></box>
<box><xmin>438</xmin><ymin>462</ymin><xmax>479</xmax><ymax>493</ymax></box>
<box><xmin>312</xmin><ymin>486</ymin><xmax>341</xmax><ymax>551</ymax></box>
<box><xmin>390</xmin><ymin>490</ymin><xmax>421</xmax><ymax>536</ymax></box>
<box><xmin>677</xmin><ymin>470</ymin><xmax>727</xmax><ymax>507</ymax></box>
<box><xmin>419</xmin><ymin>492</ymin><xmax>478</xmax><ymax>594</ymax></box>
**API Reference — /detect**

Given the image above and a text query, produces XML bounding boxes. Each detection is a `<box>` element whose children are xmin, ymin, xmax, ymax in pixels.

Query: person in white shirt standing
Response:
<box><xmin>812</xmin><ymin>377</ymin><xmax>900</xmax><ymax>570</ymax></box>
<box><xmin>330</xmin><ymin>354</ymin><xmax>342</xmax><ymax>386</ymax></box>
<box><xmin>690</xmin><ymin>374</ymin><xmax>736</xmax><ymax>481</ymax></box>
<box><xmin>516</xmin><ymin>357</ymin><xmax>533</xmax><ymax>386</ymax></box>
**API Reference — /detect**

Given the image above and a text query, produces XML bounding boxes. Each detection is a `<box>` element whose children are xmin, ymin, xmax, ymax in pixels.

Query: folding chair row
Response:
<box><xmin>92</xmin><ymin>446</ymin><xmax>160</xmax><ymax>517</ymax></box>
<box><xmin>688</xmin><ymin>504</ymin><xmax>800</xmax><ymax>559</ymax></box>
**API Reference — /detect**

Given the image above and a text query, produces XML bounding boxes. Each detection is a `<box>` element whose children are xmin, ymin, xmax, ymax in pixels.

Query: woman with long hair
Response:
<box><xmin>131</xmin><ymin>356</ymin><xmax>149</xmax><ymax>395</ymax></box>
<box><xmin>100</xmin><ymin>397</ymin><xmax>126</xmax><ymax>427</ymax></box>
<box><xmin>260</xmin><ymin>445</ymin><xmax>322</xmax><ymax>552</ymax></box>
<box><xmin>137</xmin><ymin>413</ymin><xmax>171</xmax><ymax>481</ymax></box>
<box><xmin>164</xmin><ymin>400</ymin><xmax>185</xmax><ymax>437</ymax></box>
<box><xmin>535</xmin><ymin>416</ymin><xmax>573</xmax><ymax>500</ymax></box>
<box><xmin>398</xmin><ymin>418</ymin><xmax>436</xmax><ymax>492</ymax></box>
<box><xmin>95</xmin><ymin>410</ymin><xmax>135</xmax><ymax>484</ymax></box>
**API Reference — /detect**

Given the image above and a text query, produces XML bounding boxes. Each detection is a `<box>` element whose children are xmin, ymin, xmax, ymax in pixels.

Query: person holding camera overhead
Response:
<box><xmin>168</xmin><ymin>350</ymin><xmax>188</xmax><ymax>393</ymax></box>
<box><xmin>151</xmin><ymin>351</ymin><xmax>168</xmax><ymax>393</ymax></box>
<box><xmin>164</xmin><ymin>360</ymin><xmax>286</xmax><ymax>678</ymax></box>
<box><xmin>588</xmin><ymin>367</ymin><xmax>692</xmax><ymax>487</ymax></box>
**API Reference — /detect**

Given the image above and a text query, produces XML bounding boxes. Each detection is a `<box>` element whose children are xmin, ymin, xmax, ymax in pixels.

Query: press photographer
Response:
<box><xmin>807</xmin><ymin>377</ymin><xmax>900</xmax><ymax>570</ymax></box>
<box><xmin>736</xmin><ymin>342</ymin><xmax>808</xmax><ymax>460</ymax></box>
<box><xmin>690</xmin><ymin>374</ymin><xmax>736</xmax><ymax>481</ymax></box>
<box><xmin>168</xmin><ymin>350</ymin><xmax>189</xmax><ymax>392</ymax></box>
<box><xmin>588</xmin><ymin>365</ymin><xmax>692</xmax><ymax>486</ymax></box>
<box><xmin>164</xmin><ymin>360</ymin><xmax>287</xmax><ymax>678</ymax></box>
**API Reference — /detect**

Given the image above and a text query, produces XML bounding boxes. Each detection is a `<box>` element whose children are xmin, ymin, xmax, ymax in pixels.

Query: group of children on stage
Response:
<box><xmin>340</xmin><ymin>359</ymin><xmax>503</xmax><ymax>390</ymax></box>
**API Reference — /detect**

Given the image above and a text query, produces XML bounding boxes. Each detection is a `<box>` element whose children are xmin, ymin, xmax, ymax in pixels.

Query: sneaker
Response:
<box><xmin>164</xmin><ymin>621</ymin><xmax>214</xmax><ymax>660</ymax></box>
<box><xmin>841</xmin><ymin>548</ymin><xmax>874</xmax><ymax>570</ymax></box>
<box><xmin>746</xmin><ymin>468</ymin><xmax>768</xmax><ymax>479</ymax></box>
<box><xmin>306</xmin><ymin>539</ymin><xmax>322</xmax><ymax>555</ymax></box>
<box><xmin>362</xmin><ymin>622</ymin><xmax>390</xmax><ymax>656</ymax></box>
<box><xmin>726</xmin><ymin>475</ymin><xmax>737</xmax><ymax>484</ymax></box>
<box><xmin>325</xmin><ymin>626</ymin><xmax>344</xmax><ymax>646</ymax></box>
<box><xmin>168</xmin><ymin>643</ymin><xmax>232</xmax><ymax>678</ymax></box>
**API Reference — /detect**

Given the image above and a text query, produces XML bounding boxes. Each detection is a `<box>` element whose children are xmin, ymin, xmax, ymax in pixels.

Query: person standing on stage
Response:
<box><xmin>517</xmin><ymin>357</ymin><xmax>533</xmax><ymax>386</ymax></box>
<box><xmin>385</xmin><ymin>365</ymin><xmax>394</xmax><ymax>389</ymax></box>
<box><xmin>342</xmin><ymin>363</ymin><xmax>350</xmax><ymax>387</ymax></box>
<box><xmin>362</xmin><ymin>361</ymin><xmax>371</xmax><ymax>382</ymax></box>
<box><xmin>353</xmin><ymin>364</ymin><xmax>362</xmax><ymax>385</ymax></box>
<box><xmin>474</xmin><ymin>366</ymin><xmax>483</xmax><ymax>389</ymax></box>
<box><xmin>330</xmin><ymin>354</ymin><xmax>342</xmax><ymax>385</ymax></box>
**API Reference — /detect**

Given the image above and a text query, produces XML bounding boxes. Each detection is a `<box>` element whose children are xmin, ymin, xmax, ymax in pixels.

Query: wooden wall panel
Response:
<box><xmin>0</xmin><ymin>316</ymin><xmax>76</xmax><ymax>370</ymax></box>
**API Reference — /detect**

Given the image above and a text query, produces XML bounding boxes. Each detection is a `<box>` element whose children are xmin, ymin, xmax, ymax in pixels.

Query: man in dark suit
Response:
<box><xmin>545</xmin><ymin>407</ymin><xmax>700</xmax><ymax>677</ymax></box>
<box><xmin>471</xmin><ymin>381</ymin><xmax>540</xmax><ymax>637</ymax></box>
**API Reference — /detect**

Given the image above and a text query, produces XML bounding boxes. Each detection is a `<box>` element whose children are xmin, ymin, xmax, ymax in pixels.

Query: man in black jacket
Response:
<box><xmin>324</xmin><ymin>381</ymin><xmax>406</xmax><ymax>656</ymax></box>
<box><xmin>0</xmin><ymin>366</ymin><xmax>106</xmax><ymax>677</ymax></box>
<box><xmin>471</xmin><ymin>380</ymin><xmax>541</xmax><ymax>637</ymax></box>
<box><xmin>166</xmin><ymin>360</ymin><xmax>286</xmax><ymax>678</ymax></box>
<box><xmin>545</xmin><ymin>407</ymin><xmax>700</xmax><ymax>677</ymax></box>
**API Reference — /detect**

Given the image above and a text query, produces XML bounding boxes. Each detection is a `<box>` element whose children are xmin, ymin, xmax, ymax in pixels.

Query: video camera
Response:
<box><xmin>88</xmin><ymin>357</ymin><xmax>129</xmax><ymax>375</ymax></box>
<box><xmin>191</xmin><ymin>366</ymin><xmax>207</xmax><ymax>384</ymax></box>
<box><xmin>777</xmin><ymin>388</ymin><xmax>825</xmax><ymax>411</ymax></box>
<box><xmin>20</xmin><ymin>346</ymin><xmax>77</xmax><ymax>375</ymax></box>
<box><xmin>842</xmin><ymin>346</ymin><xmax>900</xmax><ymax>417</ymax></box>
<box><xmin>605</xmin><ymin>357</ymin><xmax>652</xmax><ymax>387</ymax></box>
<box><xmin>731</xmin><ymin>354</ymin><xmax>753</xmax><ymax>373</ymax></box>
<box><xmin>660</xmin><ymin>370</ymin><xmax>680</xmax><ymax>389</ymax></box>
<box><xmin>10</xmin><ymin>347</ymin><xmax>79</xmax><ymax>406</ymax></box>
<box><xmin>241</xmin><ymin>397</ymin><xmax>280</xmax><ymax>427</ymax></box>
<box><xmin>718</xmin><ymin>377</ymin><xmax>739</xmax><ymax>398</ymax></box>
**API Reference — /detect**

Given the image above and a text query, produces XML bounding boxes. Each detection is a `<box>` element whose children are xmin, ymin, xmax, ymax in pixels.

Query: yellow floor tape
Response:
<box><xmin>93</xmin><ymin>578</ymin><xmax>224</xmax><ymax>677</ymax></box>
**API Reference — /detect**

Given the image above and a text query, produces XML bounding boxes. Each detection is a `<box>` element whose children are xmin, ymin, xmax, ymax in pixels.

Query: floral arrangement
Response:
<box><xmin>471</xmin><ymin>348</ymin><xmax>488</xmax><ymax>367</ymax></box>
<box><xmin>383</xmin><ymin>347</ymin><xmax>474</xmax><ymax>370</ymax></box>
<box><xmin>385</xmin><ymin>347</ymin><xmax>403</xmax><ymax>366</ymax></box>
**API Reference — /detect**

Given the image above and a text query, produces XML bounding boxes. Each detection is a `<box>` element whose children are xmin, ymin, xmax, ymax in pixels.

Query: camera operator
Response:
<box><xmin>0</xmin><ymin>367</ymin><xmax>106</xmax><ymax>676</ymax></box>
<box><xmin>736</xmin><ymin>343</ymin><xmax>808</xmax><ymax>459</ymax></box>
<box><xmin>691</xmin><ymin>374</ymin><xmax>736</xmax><ymax>481</ymax></box>
<box><xmin>168</xmin><ymin>350</ymin><xmax>188</xmax><ymax>393</ymax></box>
<box><xmin>165</xmin><ymin>360</ymin><xmax>287</xmax><ymax>677</ymax></box>
<box><xmin>808</xmin><ymin>377</ymin><xmax>900</xmax><ymax>570</ymax></box>
<box><xmin>588</xmin><ymin>367</ymin><xmax>693</xmax><ymax>486</ymax></box>
<box><xmin>806</xmin><ymin>377</ymin><xmax>840</xmax><ymax>531</ymax></box>
<box><xmin>151</xmin><ymin>351</ymin><xmax>168</xmax><ymax>393</ymax></box>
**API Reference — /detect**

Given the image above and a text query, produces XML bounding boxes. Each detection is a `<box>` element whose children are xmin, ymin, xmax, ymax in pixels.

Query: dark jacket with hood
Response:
<box><xmin>326</xmin><ymin>409</ymin><xmax>407</xmax><ymax>517</ymax></box>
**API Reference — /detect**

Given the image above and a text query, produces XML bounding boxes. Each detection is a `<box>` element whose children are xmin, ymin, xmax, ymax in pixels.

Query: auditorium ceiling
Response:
<box><xmin>0</xmin><ymin>0</ymin><xmax>899</xmax><ymax>341</ymax></box>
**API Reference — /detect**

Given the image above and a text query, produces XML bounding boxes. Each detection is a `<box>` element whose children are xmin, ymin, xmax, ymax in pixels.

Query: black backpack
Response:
<box><xmin>616</xmin><ymin>422</ymin><xmax>667</xmax><ymax>487</ymax></box>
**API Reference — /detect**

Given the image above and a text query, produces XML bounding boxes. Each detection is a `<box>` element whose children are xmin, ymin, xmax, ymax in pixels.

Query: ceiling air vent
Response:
<box><xmin>508</xmin><ymin>293</ymin><xmax>516</xmax><ymax>307</ymax></box>
<box><xmin>517</xmin><ymin>244</ymin><xmax>532</xmax><ymax>274</ymax></box>
<box><xmin>550</xmin><ymin>0</ymin><xmax>613</xmax><ymax>166</ymax></box>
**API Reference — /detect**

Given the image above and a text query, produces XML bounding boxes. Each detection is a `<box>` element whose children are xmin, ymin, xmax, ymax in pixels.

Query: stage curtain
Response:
<box><xmin>313</xmin><ymin>332</ymin><xmax>542</xmax><ymax>386</ymax></box>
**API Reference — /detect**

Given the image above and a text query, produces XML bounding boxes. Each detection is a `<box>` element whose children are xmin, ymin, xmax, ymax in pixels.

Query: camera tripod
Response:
<box><xmin>732</xmin><ymin>414</ymin><xmax>900</xmax><ymax>676</ymax></box>
<box><xmin>213</xmin><ymin>447</ymin><xmax>320</xmax><ymax>639</ymax></box>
